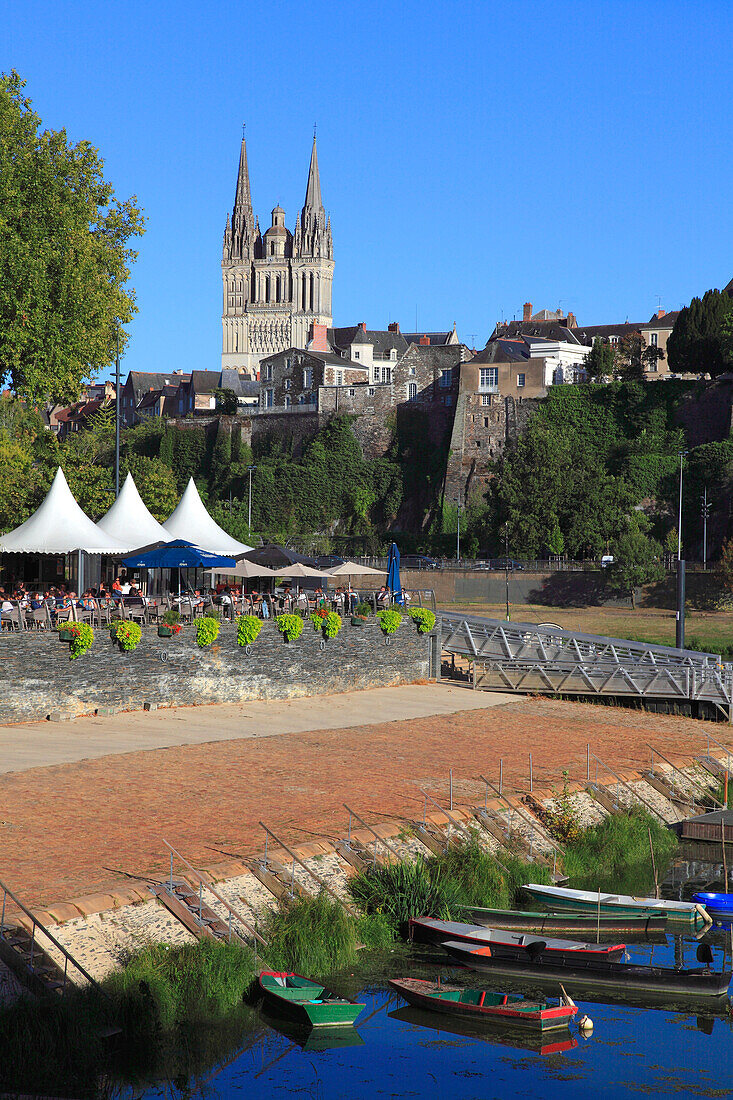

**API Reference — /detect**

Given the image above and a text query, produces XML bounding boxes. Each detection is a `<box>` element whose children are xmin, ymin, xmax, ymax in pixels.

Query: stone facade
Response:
<box><xmin>0</xmin><ymin>621</ymin><xmax>434</xmax><ymax>724</ymax></box>
<box><xmin>221</xmin><ymin>136</ymin><xmax>334</xmax><ymax>376</ymax></box>
<box><xmin>259</xmin><ymin>348</ymin><xmax>368</xmax><ymax>410</ymax></box>
<box><xmin>444</xmin><ymin>391</ymin><xmax>541</xmax><ymax>505</ymax></box>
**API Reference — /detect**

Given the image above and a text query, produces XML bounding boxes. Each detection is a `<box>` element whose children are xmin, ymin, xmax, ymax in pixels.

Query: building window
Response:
<box><xmin>484</xmin><ymin>417</ymin><xmax>489</xmax><ymax>427</ymax></box>
<box><xmin>302</xmin><ymin>367</ymin><xmax>313</xmax><ymax>388</ymax></box>
<box><xmin>354</xmin><ymin>351</ymin><xmax>360</xmax><ymax>360</ymax></box>
<box><xmin>285</xmin><ymin>356</ymin><xmax>291</xmax><ymax>369</ymax></box>
<box><xmin>284</xmin><ymin>379</ymin><xmax>291</xmax><ymax>391</ymax></box>
<box><xmin>647</xmin><ymin>361</ymin><xmax>658</xmax><ymax>373</ymax></box>
<box><xmin>610</xmin><ymin>335</ymin><xmax>619</xmax><ymax>345</ymax></box>
<box><xmin>408</xmin><ymin>382</ymin><xmax>418</xmax><ymax>400</ymax></box>
<box><xmin>439</xmin><ymin>368</ymin><xmax>453</xmax><ymax>388</ymax></box>
<box><xmin>373</xmin><ymin>366</ymin><xmax>380</xmax><ymax>381</ymax></box>
<box><xmin>381</xmin><ymin>366</ymin><xmax>392</xmax><ymax>383</ymax></box>
<box><xmin>348</xmin><ymin>388</ymin><xmax>355</xmax><ymax>397</ymax></box>
<box><xmin>444</xmin><ymin>394</ymin><xmax>453</xmax><ymax>406</ymax></box>
<box><xmin>265</xmin><ymin>389</ymin><xmax>274</xmax><ymax>408</ymax></box>
<box><xmin>479</xmin><ymin>367</ymin><xmax>498</xmax><ymax>390</ymax></box>
<box><xmin>409</xmin><ymin>366</ymin><xmax>416</xmax><ymax>376</ymax></box>
<box><xmin>476</xmin><ymin>440</ymin><xmax>482</xmax><ymax>447</ymax></box>
<box><xmin>284</xmin><ymin>395</ymin><xmax>290</xmax><ymax>408</ymax></box>
<box><xmin>481</xmin><ymin>394</ymin><xmax>492</xmax><ymax>406</ymax></box>
<box><xmin>517</xmin><ymin>373</ymin><xmax>525</xmax><ymax>388</ymax></box>
<box><xmin>335</xmin><ymin>370</ymin><xmax>343</xmax><ymax>385</ymax></box>
<box><xmin>263</xmin><ymin>364</ymin><xmax>273</xmax><ymax>381</ymax></box>
<box><xmin>650</xmin><ymin>332</ymin><xmax>658</xmax><ymax>346</ymax></box>
<box><xmin>390</xmin><ymin>348</ymin><xmax>397</xmax><ymax>361</ymax></box>
<box><xmin>368</xmin><ymin>387</ymin><xmax>375</xmax><ymax>396</ymax></box>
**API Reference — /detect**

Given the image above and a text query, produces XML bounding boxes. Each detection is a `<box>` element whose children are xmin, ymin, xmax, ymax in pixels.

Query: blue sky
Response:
<box><xmin>4</xmin><ymin>0</ymin><xmax>732</xmax><ymax>374</ymax></box>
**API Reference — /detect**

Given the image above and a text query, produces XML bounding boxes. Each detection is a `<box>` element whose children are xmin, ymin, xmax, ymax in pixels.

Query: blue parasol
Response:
<box><xmin>386</xmin><ymin>542</ymin><xmax>403</xmax><ymax>604</ymax></box>
<box><xmin>122</xmin><ymin>539</ymin><xmax>236</xmax><ymax>569</ymax></box>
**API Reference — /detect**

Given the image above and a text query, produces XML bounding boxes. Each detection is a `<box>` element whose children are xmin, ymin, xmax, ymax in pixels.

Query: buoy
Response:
<box><xmin>578</xmin><ymin>1015</ymin><xmax>594</xmax><ymax>1033</ymax></box>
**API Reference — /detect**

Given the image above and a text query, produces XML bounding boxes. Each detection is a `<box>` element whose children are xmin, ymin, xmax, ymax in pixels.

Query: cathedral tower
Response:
<box><xmin>221</xmin><ymin>134</ymin><xmax>334</xmax><ymax>377</ymax></box>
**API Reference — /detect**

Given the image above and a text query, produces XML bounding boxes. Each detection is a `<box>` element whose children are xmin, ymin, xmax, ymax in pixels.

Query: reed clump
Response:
<box><xmin>348</xmin><ymin>839</ymin><xmax>546</xmax><ymax>931</ymax></box>
<box><xmin>0</xmin><ymin>992</ymin><xmax>108</xmax><ymax>1094</ymax></box>
<box><xmin>563</xmin><ymin>807</ymin><xmax>678</xmax><ymax>894</ymax></box>
<box><xmin>260</xmin><ymin>891</ymin><xmax>393</xmax><ymax>975</ymax></box>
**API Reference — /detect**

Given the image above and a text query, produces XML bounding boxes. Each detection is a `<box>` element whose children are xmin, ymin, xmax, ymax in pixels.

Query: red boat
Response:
<box><xmin>388</xmin><ymin>977</ymin><xmax>578</xmax><ymax>1032</ymax></box>
<box><xmin>408</xmin><ymin>917</ymin><xmax>625</xmax><ymax>961</ymax></box>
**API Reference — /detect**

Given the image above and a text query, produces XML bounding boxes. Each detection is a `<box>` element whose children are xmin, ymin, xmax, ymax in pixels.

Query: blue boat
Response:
<box><xmin>692</xmin><ymin>892</ymin><xmax>733</xmax><ymax>924</ymax></box>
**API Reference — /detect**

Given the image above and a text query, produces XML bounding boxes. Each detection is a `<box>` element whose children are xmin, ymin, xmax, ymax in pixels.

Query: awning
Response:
<box><xmin>162</xmin><ymin>478</ymin><xmax>252</xmax><ymax>556</ymax></box>
<box><xmin>0</xmin><ymin>468</ymin><xmax>127</xmax><ymax>554</ymax></box>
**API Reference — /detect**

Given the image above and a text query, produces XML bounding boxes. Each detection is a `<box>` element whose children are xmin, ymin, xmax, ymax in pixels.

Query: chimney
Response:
<box><xmin>523</xmin><ymin>302</ymin><xmax>532</xmax><ymax>322</ymax></box>
<box><xmin>657</xmin><ymin>308</ymin><xmax>666</xmax><ymax>319</ymax></box>
<box><xmin>419</xmin><ymin>334</ymin><xmax>430</xmax><ymax>346</ymax></box>
<box><xmin>388</xmin><ymin>321</ymin><xmax>400</xmax><ymax>332</ymax></box>
<box><xmin>308</xmin><ymin>321</ymin><xmax>329</xmax><ymax>352</ymax></box>
<box><xmin>567</xmin><ymin>311</ymin><xmax>577</xmax><ymax>328</ymax></box>
<box><xmin>359</xmin><ymin>321</ymin><xmax>367</xmax><ymax>332</ymax></box>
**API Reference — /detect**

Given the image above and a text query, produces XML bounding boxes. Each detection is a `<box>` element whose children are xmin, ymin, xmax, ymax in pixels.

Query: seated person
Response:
<box><xmin>376</xmin><ymin>585</ymin><xmax>390</xmax><ymax>606</ymax></box>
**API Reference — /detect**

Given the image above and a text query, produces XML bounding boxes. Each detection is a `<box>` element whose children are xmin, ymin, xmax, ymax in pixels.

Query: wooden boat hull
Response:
<box><xmin>441</xmin><ymin>940</ymin><xmax>732</xmax><ymax>998</ymax></box>
<box><xmin>523</xmin><ymin>883</ymin><xmax>708</xmax><ymax>930</ymax></box>
<box><xmin>389</xmin><ymin>977</ymin><xmax>576</xmax><ymax>1032</ymax></box>
<box><xmin>409</xmin><ymin>916</ymin><xmax>625</xmax><ymax>961</ymax></box>
<box><xmin>388</xmin><ymin>1006</ymin><xmax>579</xmax><ymax>1056</ymax></box>
<box><xmin>258</xmin><ymin>971</ymin><xmax>364</xmax><ymax>1027</ymax></box>
<box><xmin>462</xmin><ymin>906</ymin><xmax>668</xmax><ymax>936</ymax></box>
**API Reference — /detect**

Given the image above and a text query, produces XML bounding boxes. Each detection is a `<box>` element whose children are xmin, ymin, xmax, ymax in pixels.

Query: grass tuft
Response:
<box><xmin>563</xmin><ymin>807</ymin><xmax>678</xmax><ymax>894</ymax></box>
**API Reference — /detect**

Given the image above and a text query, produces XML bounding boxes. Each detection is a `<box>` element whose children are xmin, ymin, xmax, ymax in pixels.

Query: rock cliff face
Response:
<box><xmin>0</xmin><ymin>621</ymin><xmax>434</xmax><ymax>723</ymax></box>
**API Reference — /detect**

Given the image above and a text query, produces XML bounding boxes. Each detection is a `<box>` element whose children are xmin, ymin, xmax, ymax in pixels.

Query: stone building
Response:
<box><xmin>221</xmin><ymin>135</ymin><xmax>334</xmax><ymax>377</ymax></box>
<box><xmin>258</xmin><ymin>348</ymin><xmax>368</xmax><ymax>410</ymax></box>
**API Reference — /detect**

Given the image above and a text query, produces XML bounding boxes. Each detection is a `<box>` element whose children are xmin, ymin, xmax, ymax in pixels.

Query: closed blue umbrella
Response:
<box><xmin>386</xmin><ymin>542</ymin><xmax>403</xmax><ymax>604</ymax></box>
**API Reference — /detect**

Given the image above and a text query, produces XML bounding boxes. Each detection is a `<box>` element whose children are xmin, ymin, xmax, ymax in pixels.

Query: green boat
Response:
<box><xmin>258</xmin><ymin>971</ymin><xmax>365</xmax><ymax>1028</ymax></box>
<box><xmin>462</xmin><ymin>905</ymin><xmax>668</xmax><ymax>936</ymax></box>
<box><xmin>522</xmin><ymin>883</ymin><xmax>711</xmax><ymax>930</ymax></box>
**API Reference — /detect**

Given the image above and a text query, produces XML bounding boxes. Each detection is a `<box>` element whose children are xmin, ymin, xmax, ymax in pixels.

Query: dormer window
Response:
<box><xmin>390</xmin><ymin>349</ymin><xmax>397</xmax><ymax>361</ymax></box>
<box><xmin>354</xmin><ymin>351</ymin><xmax>360</xmax><ymax>360</ymax></box>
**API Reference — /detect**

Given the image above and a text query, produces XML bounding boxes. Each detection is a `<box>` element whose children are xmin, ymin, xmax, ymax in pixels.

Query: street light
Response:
<box><xmin>247</xmin><ymin>465</ymin><xmax>257</xmax><ymax>532</ymax></box>
<box><xmin>701</xmin><ymin>488</ymin><xmax>711</xmax><ymax>570</ymax></box>
<box><xmin>455</xmin><ymin>498</ymin><xmax>461</xmax><ymax>562</ymax></box>
<box><xmin>504</xmin><ymin>522</ymin><xmax>510</xmax><ymax>621</ymax></box>
<box><xmin>676</xmin><ymin>451</ymin><xmax>687</xmax><ymax>650</ymax></box>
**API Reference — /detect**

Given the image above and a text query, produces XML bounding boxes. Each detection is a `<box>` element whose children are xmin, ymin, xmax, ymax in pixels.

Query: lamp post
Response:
<box><xmin>455</xmin><ymin>498</ymin><xmax>461</xmax><ymax>562</ymax></box>
<box><xmin>676</xmin><ymin>451</ymin><xmax>687</xmax><ymax>650</ymax></box>
<box><xmin>115</xmin><ymin>325</ymin><xmax>121</xmax><ymax>498</ymax></box>
<box><xmin>247</xmin><ymin>465</ymin><xmax>257</xmax><ymax>532</ymax></box>
<box><xmin>701</xmin><ymin>488</ymin><xmax>710</xmax><ymax>570</ymax></box>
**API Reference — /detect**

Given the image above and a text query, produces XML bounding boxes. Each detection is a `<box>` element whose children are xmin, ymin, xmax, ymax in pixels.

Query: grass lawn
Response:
<box><xmin>439</xmin><ymin>600</ymin><xmax>733</xmax><ymax>653</ymax></box>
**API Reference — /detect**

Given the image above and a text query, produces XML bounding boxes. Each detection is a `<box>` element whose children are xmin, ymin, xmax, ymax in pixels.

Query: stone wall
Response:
<box><xmin>0</xmin><ymin>620</ymin><xmax>434</xmax><ymax>724</ymax></box>
<box><xmin>444</xmin><ymin>393</ymin><xmax>542</xmax><ymax>504</ymax></box>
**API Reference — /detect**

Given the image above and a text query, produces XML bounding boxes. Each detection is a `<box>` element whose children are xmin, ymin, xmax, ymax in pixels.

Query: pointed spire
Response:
<box><xmin>234</xmin><ymin>129</ymin><xmax>252</xmax><ymax>212</ymax></box>
<box><xmin>303</xmin><ymin>134</ymin><xmax>323</xmax><ymax>213</ymax></box>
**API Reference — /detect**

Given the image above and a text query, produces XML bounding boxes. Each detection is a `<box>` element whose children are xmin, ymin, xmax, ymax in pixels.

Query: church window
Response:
<box><xmin>479</xmin><ymin>367</ymin><xmax>498</xmax><ymax>390</ymax></box>
<box><xmin>265</xmin><ymin>277</ymin><xmax>271</xmax><ymax>303</ymax></box>
<box><xmin>517</xmin><ymin>373</ymin><xmax>526</xmax><ymax>388</ymax></box>
<box><xmin>408</xmin><ymin>382</ymin><xmax>417</xmax><ymax>400</ymax></box>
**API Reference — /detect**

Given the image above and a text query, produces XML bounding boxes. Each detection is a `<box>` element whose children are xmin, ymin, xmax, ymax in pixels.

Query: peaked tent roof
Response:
<box><xmin>162</xmin><ymin>478</ymin><xmax>252</xmax><ymax>555</ymax></box>
<box><xmin>96</xmin><ymin>473</ymin><xmax>173</xmax><ymax>551</ymax></box>
<box><xmin>0</xmin><ymin>467</ymin><xmax>127</xmax><ymax>554</ymax></box>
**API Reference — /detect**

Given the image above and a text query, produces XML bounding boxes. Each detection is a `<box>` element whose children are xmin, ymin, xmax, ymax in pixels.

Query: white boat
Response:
<box><xmin>523</xmin><ymin>883</ymin><xmax>711</xmax><ymax>929</ymax></box>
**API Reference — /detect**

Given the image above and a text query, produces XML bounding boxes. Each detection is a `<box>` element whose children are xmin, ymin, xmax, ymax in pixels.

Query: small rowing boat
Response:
<box><xmin>523</xmin><ymin>883</ymin><xmax>711</xmax><ymax>930</ymax></box>
<box><xmin>692</xmin><ymin>892</ymin><xmax>733</xmax><ymax>924</ymax></box>
<box><xmin>388</xmin><ymin>1006</ymin><xmax>580</xmax><ymax>1056</ymax></box>
<box><xmin>388</xmin><ymin>977</ymin><xmax>577</xmax><ymax>1032</ymax></box>
<box><xmin>440</xmin><ymin>939</ymin><xmax>731</xmax><ymax>998</ymax></box>
<box><xmin>258</xmin><ymin>971</ymin><xmax>365</xmax><ymax>1028</ymax></box>
<box><xmin>461</xmin><ymin>905</ymin><xmax>668</xmax><ymax>936</ymax></box>
<box><xmin>408</xmin><ymin>916</ymin><xmax>625</xmax><ymax>961</ymax></box>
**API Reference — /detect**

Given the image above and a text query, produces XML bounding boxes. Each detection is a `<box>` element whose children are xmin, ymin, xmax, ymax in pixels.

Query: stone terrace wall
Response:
<box><xmin>0</xmin><ymin>621</ymin><xmax>433</xmax><ymax>724</ymax></box>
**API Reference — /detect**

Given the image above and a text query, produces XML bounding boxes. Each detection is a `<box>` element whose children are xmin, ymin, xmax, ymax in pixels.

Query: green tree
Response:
<box><xmin>547</xmin><ymin>517</ymin><xmax>565</xmax><ymax>557</ymax></box>
<box><xmin>720</xmin><ymin>537</ymin><xmax>733</xmax><ymax>597</ymax></box>
<box><xmin>122</xmin><ymin>454</ymin><xmax>178</xmax><ymax>521</ymax></box>
<box><xmin>0</xmin><ymin>72</ymin><xmax>145</xmax><ymax>403</ymax></box>
<box><xmin>606</xmin><ymin>529</ymin><xmax>664</xmax><ymax>608</ymax></box>
<box><xmin>213</xmin><ymin>388</ymin><xmax>238</xmax><ymax>414</ymax></box>
<box><xmin>667</xmin><ymin>289</ymin><xmax>733</xmax><ymax>377</ymax></box>
<box><xmin>583</xmin><ymin>337</ymin><xmax>616</xmax><ymax>379</ymax></box>
<box><xmin>208</xmin><ymin>422</ymin><xmax>233</xmax><ymax>501</ymax></box>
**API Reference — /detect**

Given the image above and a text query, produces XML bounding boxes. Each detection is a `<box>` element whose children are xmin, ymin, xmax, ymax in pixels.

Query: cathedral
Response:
<box><xmin>221</xmin><ymin>134</ymin><xmax>334</xmax><ymax>376</ymax></box>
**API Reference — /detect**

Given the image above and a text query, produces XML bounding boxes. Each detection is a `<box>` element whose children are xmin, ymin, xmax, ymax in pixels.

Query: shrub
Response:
<box><xmin>67</xmin><ymin>622</ymin><xmax>94</xmax><ymax>660</ymax></box>
<box><xmin>323</xmin><ymin>611</ymin><xmax>342</xmax><ymax>638</ymax></box>
<box><xmin>260</xmin><ymin>892</ymin><xmax>392</xmax><ymax>975</ymax></box>
<box><xmin>196</xmin><ymin>616</ymin><xmax>220</xmax><ymax>648</ymax></box>
<box><xmin>236</xmin><ymin>614</ymin><xmax>261</xmax><ymax>646</ymax></box>
<box><xmin>538</xmin><ymin>770</ymin><xmax>583</xmax><ymax>844</ymax></box>
<box><xmin>409</xmin><ymin>608</ymin><xmax>436</xmax><ymax>633</ymax></box>
<box><xmin>310</xmin><ymin>609</ymin><xmax>328</xmax><ymax>631</ymax></box>
<box><xmin>355</xmin><ymin>601</ymin><xmax>372</xmax><ymax>617</ymax></box>
<box><xmin>161</xmin><ymin>607</ymin><xmax>180</xmax><ymax>626</ymax></box>
<box><xmin>276</xmin><ymin>613</ymin><xmax>304</xmax><ymax>641</ymax></box>
<box><xmin>111</xmin><ymin>620</ymin><xmax>141</xmax><ymax>651</ymax></box>
<box><xmin>376</xmin><ymin>608</ymin><xmax>402</xmax><ymax>634</ymax></box>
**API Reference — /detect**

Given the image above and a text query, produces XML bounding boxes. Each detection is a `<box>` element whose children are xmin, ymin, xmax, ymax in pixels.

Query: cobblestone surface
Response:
<box><xmin>0</xmin><ymin>696</ymin><xmax>730</xmax><ymax>911</ymax></box>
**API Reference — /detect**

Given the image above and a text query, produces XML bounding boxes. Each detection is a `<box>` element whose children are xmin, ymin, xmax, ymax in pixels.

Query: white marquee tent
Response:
<box><xmin>96</xmin><ymin>472</ymin><xmax>173</xmax><ymax>551</ymax></box>
<box><xmin>162</xmin><ymin>477</ymin><xmax>252</xmax><ymax>556</ymax></box>
<box><xmin>0</xmin><ymin>467</ymin><xmax>126</xmax><ymax>554</ymax></box>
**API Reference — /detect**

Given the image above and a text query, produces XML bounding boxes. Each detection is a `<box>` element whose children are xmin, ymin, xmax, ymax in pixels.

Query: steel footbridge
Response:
<box><xmin>439</xmin><ymin>613</ymin><xmax>733</xmax><ymax>720</ymax></box>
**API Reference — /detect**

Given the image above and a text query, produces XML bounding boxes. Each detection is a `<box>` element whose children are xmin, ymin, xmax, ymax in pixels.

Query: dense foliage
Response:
<box><xmin>0</xmin><ymin>72</ymin><xmax>145</xmax><ymax>404</ymax></box>
<box><xmin>111</xmin><ymin>620</ymin><xmax>141</xmax><ymax>651</ymax></box>
<box><xmin>236</xmin><ymin>614</ymin><xmax>261</xmax><ymax>646</ymax></box>
<box><xmin>67</xmin><ymin>622</ymin><xmax>93</xmax><ymax>660</ymax></box>
<box><xmin>668</xmin><ymin>288</ymin><xmax>733</xmax><ymax>377</ymax></box>
<box><xmin>377</xmin><ymin>608</ymin><xmax>402</xmax><ymax>634</ymax></box>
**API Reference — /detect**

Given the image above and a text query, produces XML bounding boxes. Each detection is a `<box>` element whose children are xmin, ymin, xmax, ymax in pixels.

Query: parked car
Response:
<box><xmin>491</xmin><ymin>558</ymin><xmax>525</xmax><ymax>571</ymax></box>
<box><xmin>402</xmin><ymin>554</ymin><xmax>440</xmax><ymax>570</ymax></box>
<box><xmin>600</xmin><ymin>555</ymin><xmax>614</xmax><ymax>569</ymax></box>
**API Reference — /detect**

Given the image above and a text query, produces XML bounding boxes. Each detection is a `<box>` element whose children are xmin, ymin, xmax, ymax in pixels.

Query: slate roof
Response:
<box><xmin>491</xmin><ymin>320</ymin><xmax>583</xmax><ymax>344</ymax></box>
<box><xmin>189</xmin><ymin>370</ymin><xmax>221</xmax><ymax>394</ymax></box>
<box><xmin>402</xmin><ymin>344</ymin><xmax>468</xmax><ymax>369</ymax></box>
<box><xmin>573</xmin><ymin>323</ymin><xmax>645</xmax><ymax>345</ymax></box>
<box><xmin>641</xmin><ymin>311</ymin><xmax>680</xmax><ymax>329</ymax></box>
<box><xmin>402</xmin><ymin>331</ymin><xmax>455</xmax><ymax>346</ymax></box>
<box><xmin>328</xmin><ymin>326</ymin><xmax>409</xmax><ymax>358</ymax></box>
<box><xmin>470</xmin><ymin>340</ymin><xmax>531</xmax><ymax>365</ymax></box>
<box><xmin>125</xmin><ymin>371</ymin><xmax>189</xmax><ymax>397</ymax></box>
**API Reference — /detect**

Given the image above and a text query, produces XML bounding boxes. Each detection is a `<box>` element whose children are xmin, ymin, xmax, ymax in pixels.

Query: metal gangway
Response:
<box><xmin>440</xmin><ymin>613</ymin><xmax>733</xmax><ymax>720</ymax></box>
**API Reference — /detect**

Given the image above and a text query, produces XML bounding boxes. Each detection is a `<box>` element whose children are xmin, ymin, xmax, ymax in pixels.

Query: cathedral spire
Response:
<box><xmin>234</xmin><ymin>131</ymin><xmax>253</xmax><ymax>214</ymax></box>
<box><xmin>303</xmin><ymin>134</ymin><xmax>323</xmax><ymax>214</ymax></box>
<box><xmin>226</xmin><ymin>129</ymin><xmax>256</xmax><ymax>262</ymax></box>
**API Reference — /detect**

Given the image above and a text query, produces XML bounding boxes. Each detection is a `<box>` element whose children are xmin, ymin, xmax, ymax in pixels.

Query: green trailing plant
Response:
<box><xmin>355</xmin><ymin>601</ymin><xmax>372</xmax><ymax>617</ymax></box>
<box><xmin>322</xmin><ymin>611</ymin><xmax>342</xmax><ymax>638</ymax></box>
<box><xmin>310</xmin><ymin>608</ymin><xmax>328</xmax><ymax>631</ymax></box>
<box><xmin>196</xmin><ymin>616</ymin><xmax>220</xmax><ymax>647</ymax></box>
<box><xmin>260</xmin><ymin>892</ymin><xmax>392</xmax><ymax>975</ymax></box>
<box><xmin>161</xmin><ymin>607</ymin><xmax>181</xmax><ymax>626</ymax></box>
<box><xmin>276</xmin><ymin>613</ymin><xmax>304</xmax><ymax>641</ymax></box>
<box><xmin>236</xmin><ymin>614</ymin><xmax>261</xmax><ymax>646</ymax></box>
<box><xmin>111</xmin><ymin>620</ymin><xmax>141</xmax><ymax>651</ymax></box>
<box><xmin>376</xmin><ymin>608</ymin><xmax>402</xmax><ymax>635</ymax></box>
<box><xmin>66</xmin><ymin>622</ymin><xmax>94</xmax><ymax>660</ymax></box>
<box><xmin>409</xmin><ymin>607</ymin><xmax>436</xmax><ymax>633</ymax></box>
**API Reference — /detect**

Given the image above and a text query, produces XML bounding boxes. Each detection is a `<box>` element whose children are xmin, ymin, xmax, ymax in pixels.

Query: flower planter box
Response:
<box><xmin>58</xmin><ymin>627</ymin><xmax>75</xmax><ymax>642</ymax></box>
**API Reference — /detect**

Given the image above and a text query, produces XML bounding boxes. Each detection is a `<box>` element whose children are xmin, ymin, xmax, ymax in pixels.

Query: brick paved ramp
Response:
<box><xmin>0</xmin><ymin>695</ymin><xmax>730</xmax><ymax>911</ymax></box>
